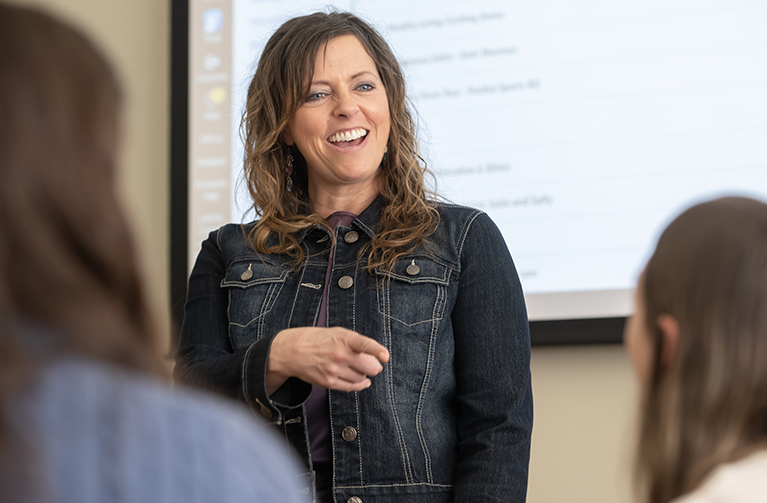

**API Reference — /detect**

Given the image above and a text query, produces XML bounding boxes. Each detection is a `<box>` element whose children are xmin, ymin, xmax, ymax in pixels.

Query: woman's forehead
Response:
<box><xmin>312</xmin><ymin>35</ymin><xmax>376</xmax><ymax>74</ymax></box>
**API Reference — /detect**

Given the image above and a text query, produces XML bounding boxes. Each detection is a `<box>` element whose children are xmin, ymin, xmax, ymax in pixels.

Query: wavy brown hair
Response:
<box><xmin>634</xmin><ymin>196</ymin><xmax>767</xmax><ymax>503</ymax></box>
<box><xmin>242</xmin><ymin>11</ymin><xmax>439</xmax><ymax>271</ymax></box>
<box><xmin>0</xmin><ymin>3</ymin><xmax>166</xmax><ymax>447</ymax></box>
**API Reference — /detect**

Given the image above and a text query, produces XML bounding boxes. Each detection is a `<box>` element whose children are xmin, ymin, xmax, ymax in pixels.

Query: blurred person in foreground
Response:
<box><xmin>175</xmin><ymin>11</ymin><xmax>533</xmax><ymax>503</ymax></box>
<box><xmin>0</xmin><ymin>4</ymin><xmax>308</xmax><ymax>502</ymax></box>
<box><xmin>625</xmin><ymin>196</ymin><xmax>767</xmax><ymax>503</ymax></box>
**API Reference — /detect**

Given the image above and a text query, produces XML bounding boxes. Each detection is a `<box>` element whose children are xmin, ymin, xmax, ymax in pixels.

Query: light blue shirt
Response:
<box><xmin>5</xmin><ymin>357</ymin><xmax>310</xmax><ymax>503</ymax></box>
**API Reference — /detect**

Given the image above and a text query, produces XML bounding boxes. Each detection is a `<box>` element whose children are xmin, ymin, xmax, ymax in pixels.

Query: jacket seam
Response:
<box><xmin>287</xmin><ymin>247</ymin><xmax>310</xmax><ymax>328</ymax></box>
<box><xmin>457</xmin><ymin>210</ymin><xmax>485</xmax><ymax>261</ymax></box>
<box><xmin>355</xmin><ymin>390</ymin><xmax>363</xmax><ymax>485</ymax></box>
<box><xmin>334</xmin><ymin>482</ymin><xmax>453</xmax><ymax>489</ymax></box>
<box><xmin>260</xmin><ymin>282</ymin><xmax>283</xmax><ymax>338</ymax></box>
<box><xmin>415</xmin><ymin>282</ymin><xmax>446</xmax><ymax>484</ymax></box>
<box><xmin>380</xmin><ymin>282</ymin><xmax>414</xmax><ymax>482</ymax></box>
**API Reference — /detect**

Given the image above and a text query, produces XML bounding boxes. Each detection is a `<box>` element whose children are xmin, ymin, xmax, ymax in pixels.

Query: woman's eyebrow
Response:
<box><xmin>350</xmin><ymin>70</ymin><xmax>377</xmax><ymax>80</ymax></box>
<box><xmin>310</xmin><ymin>71</ymin><xmax>378</xmax><ymax>87</ymax></box>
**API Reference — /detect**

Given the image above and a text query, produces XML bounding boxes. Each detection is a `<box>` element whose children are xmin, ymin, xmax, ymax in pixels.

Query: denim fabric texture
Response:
<box><xmin>175</xmin><ymin>196</ymin><xmax>533</xmax><ymax>503</ymax></box>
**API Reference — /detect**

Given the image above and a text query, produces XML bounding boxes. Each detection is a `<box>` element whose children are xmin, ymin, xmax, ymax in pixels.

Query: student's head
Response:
<box><xmin>625</xmin><ymin>196</ymin><xmax>767</xmax><ymax>503</ymax></box>
<box><xmin>0</xmin><ymin>5</ymin><xmax>163</xmax><ymax>371</ymax></box>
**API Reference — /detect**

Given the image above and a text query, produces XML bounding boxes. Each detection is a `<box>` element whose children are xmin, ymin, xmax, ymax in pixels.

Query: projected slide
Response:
<box><xmin>188</xmin><ymin>0</ymin><xmax>767</xmax><ymax>320</ymax></box>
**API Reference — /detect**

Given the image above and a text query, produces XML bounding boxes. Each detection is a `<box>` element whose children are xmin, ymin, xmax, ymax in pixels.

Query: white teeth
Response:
<box><xmin>328</xmin><ymin>128</ymin><xmax>367</xmax><ymax>143</ymax></box>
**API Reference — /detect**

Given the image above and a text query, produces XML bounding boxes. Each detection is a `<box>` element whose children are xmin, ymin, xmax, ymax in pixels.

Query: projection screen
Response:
<box><xmin>172</xmin><ymin>0</ymin><xmax>767</xmax><ymax>343</ymax></box>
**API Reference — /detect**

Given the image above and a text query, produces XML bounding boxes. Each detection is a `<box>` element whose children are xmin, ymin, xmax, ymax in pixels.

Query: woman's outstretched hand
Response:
<box><xmin>266</xmin><ymin>327</ymin><xmax>390</xmax><ymax>395</ymax></box>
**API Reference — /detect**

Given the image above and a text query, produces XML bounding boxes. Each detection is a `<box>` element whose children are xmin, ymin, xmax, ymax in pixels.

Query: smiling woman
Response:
<box><xmin>175</xmin><ymin>11</ymin><xmax>533</xmax><ymax>503</ymax></box>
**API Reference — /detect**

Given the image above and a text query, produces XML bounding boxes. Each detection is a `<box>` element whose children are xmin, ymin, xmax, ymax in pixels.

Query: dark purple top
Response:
<box><xmin>306</xmin><ymin>211</ymin><xmax>356</xmax><ymax>501</ymax></box>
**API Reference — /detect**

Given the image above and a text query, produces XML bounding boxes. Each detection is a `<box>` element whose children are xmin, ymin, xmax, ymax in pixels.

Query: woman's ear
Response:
<box><xmin>657</xmin><ymin>314</ymin><xmax>680</xmax><ymax>369</ymax></box>
<box><xmin>282</xmin><ymin>128</ymin><xmax>294</xmax><ymax>146</ymax></box>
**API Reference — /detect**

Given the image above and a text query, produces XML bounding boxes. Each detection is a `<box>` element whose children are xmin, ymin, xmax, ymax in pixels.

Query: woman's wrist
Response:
<box><xmin>265</xmin><ymin>330</ymin><xmax>291</xmax><ymax>395</ymax></box>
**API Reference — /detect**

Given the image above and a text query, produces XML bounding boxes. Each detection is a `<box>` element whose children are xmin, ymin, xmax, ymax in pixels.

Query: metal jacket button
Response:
<box><xmin>342</xmin><ymin>426</ymin><xmax>357</xmax><ymax>442</ymax></box>
<box><xmin>338</xmin><ymin>276</ymin><xmax>354</xmax><ymax>289</ymax></box>
<box><xmin>240</xmin><ymin>264</ymin><xmax>253</xmax><ymax>281</ymax></box>
<box><xmin>406</xmin><ymin>259</ymin><xmax>420</xmax><ymax>276</ymax></box>
<box><xmin>344</xmin><ymin>231</ymin><xmax>359</xmax><ymax>243</ymax></box>
<box><xmin>347</xmin><ymin>497</ymin><xmax>362</xmax><ymax>503</ymax></box>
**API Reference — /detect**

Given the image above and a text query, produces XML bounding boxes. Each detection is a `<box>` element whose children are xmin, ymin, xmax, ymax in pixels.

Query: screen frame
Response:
<box><xmin>168</xmin><ymin>0</ymin><xmax>625</xmax><ymax>348</ymax></box>
<box><xmin>170</xmin><ymin>0</ymin><xmax>190</xmax><ymax>344</ymax></box>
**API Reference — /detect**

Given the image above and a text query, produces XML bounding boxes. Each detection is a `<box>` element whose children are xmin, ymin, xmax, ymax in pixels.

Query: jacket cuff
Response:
<box><xmin>241</xmin><ymin>336</ymin><xmax>312</xmax><ymax>424</ymax></box>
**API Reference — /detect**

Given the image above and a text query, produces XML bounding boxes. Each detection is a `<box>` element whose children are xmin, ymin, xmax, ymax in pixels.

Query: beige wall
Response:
<box><xmin>11</xmin><ymin>1</ymin><xmax>639</xmax><ymax>502</ymax></box>
<box><xmin>529</xmin><ymin>345</ymin><xmax>638</xmax><ymax>503</ymax></box>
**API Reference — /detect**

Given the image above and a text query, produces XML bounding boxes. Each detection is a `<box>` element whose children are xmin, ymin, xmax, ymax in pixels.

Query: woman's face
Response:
<box><xmin>283</xmin><ymin>35</ymin><xmax>390</xmax><ymax>208</ymax></box>
<box><xmin>624</xmin><ymin>275</ymin><xmax>654</xmax><ymax>386</ymax></box>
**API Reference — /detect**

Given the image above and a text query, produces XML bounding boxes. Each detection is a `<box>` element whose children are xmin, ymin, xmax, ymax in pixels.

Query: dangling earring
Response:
<box><xmin>382</xmin><ymin>145</ymin><xmax>388</xmax><ymax>163</ymax></box>
<box><xmin>285</xmin><ymin>146</ymin><xmax>294</xmax><ymax>177</ymax></box>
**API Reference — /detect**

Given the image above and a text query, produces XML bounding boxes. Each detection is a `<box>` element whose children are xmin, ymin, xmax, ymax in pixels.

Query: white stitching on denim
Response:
<box><xmin>221</xmin><ymin>276</ymin><xmax>287</xmax><ymax>287</ymax></box>
<box><xmin>352</xmin><ymin>262</ymin><xmax>358</xmax><ymax>333</ymax></box>
<box><xmin>242</xmin><ymin>342</ymin><xmax>278</xmax><ymax>423</ymax></box>
<box><xmin>287</xmin><ymin>249</ymin><xmax>310</xmax><ymax>327</ymax></box>
<box><xmin>376</xmin><ymin>255</ymin><xmax>454</xmax><ymax>285</ymax></box>
<box><xmin>414</xmin><ymin>283</ymin><xmax>445</xmax><ymax>483</ymax></box>
<box><xmin>458</xmin><ymin>210</ymin><xmax>484</xmax><ymax>259</ymax></box>
<box><xmin>328</xmin><ymin>390</ymin><xmax>337</xmax><ymax>491</ymax></box>
<box><xmin>351</xmin><ymin>263</ymin><xmax>364</xmax><ymax>480</ymax></box>
<box><xmin>354</xmin><ymin>390</ymin><xmax>363</xmax><ymax>484</ymax></box>
<box><xmin>334</xmin><ymin>482</ymin><xmax>453</xmax><ymax>489</ymax></box>
<box><xmin>257</xmin><ymin>282</ymin><xmax>282</xmax><ymax>339</ymax></box>
<box><xmin>241</xmin><ymin>341</ymin><xmax>253</xmax><ymax>408</ymax></box>
<box><xmin>282</xmin><ymin>418</ymin><xmax>293</xmax><ymax>462</ymax></box>
<box><xmin>376</xmin><ymin>315</ymin><xmax>441</xmax><ymax>327</ymax></box>
<box><xmin>376</xmin><ymin>264</ymin><xmax>451</xmax><ymax>326</ymax></box>
<box><xmin>227</xmin><ymin>288</ymin><xmax>235</xmax><ymax>348</ymax></box>
<box><xmin>356</xmin><ymin>219</ymin><xmax>375</xmax><ymax>236</ymax></box>
<box><xmin>378</xmin><ymin>280</ymin><xmax>413</xmax><ymax>482</ymax></box>
<box><xmin>220</xmin><ymin>267</ymin><xmax>290</xmax><ymax>288</ymax></box>
<box><xmin>324</xmin><ymin>228</ymin><xmax>338</xmax><ymax>326</ymax></box>
<box><xmin>225</xmin><ymin>267</ymin><xmax>287</xmax><ymax>336</ymax></box>
<box><xmin>298</xmin><ymin>403</ymin><xmax>313</xmax><ymax>473</ymax></box>
<box><xmin>300</xmin><ymin>282</ymin><xmax>322</xmax><ymax>289</ymax></box>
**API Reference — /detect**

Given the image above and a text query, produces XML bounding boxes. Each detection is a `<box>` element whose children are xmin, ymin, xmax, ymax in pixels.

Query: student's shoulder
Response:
<box><xmin>38</xmin><ymin>358</ymin><xmax>309</xmax><ymax>502</ymax></box>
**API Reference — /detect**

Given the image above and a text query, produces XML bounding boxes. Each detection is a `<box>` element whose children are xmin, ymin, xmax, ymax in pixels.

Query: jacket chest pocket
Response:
<box><xmin>375</xmin><ymin>257</ymin><xmax>452</xmax><ymax>329</ymax></box>
<box><xmin>222</xmin><ymin>260</ymin><xmax>289</xmax><ymax>349</ymax></box>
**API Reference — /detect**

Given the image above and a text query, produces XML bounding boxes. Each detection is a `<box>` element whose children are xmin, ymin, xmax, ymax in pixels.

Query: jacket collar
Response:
<box><xmin>290</xmin><ymin>193</ymin><xmax>385</xmax><ymax>244</ymax></box>
<box><xmin>352</xmin><ymin>193</ymin><xmax>385</xmax><ymax>239</ymax></box>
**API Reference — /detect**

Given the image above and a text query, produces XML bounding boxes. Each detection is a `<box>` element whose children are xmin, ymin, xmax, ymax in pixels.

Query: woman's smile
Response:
<box><xmin>327</xmin><ymin>127</ymin><xmax>368</xmax><ymax>148</ymax></box>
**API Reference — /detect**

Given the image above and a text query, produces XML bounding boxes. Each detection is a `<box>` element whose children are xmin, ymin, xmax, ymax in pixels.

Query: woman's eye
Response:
<box><xmin>306</xmin><ymin>92</ymin><xmax>327</xmax><ymax>102</ymax></box>
<box><xmin>357</xmin><ymin>83</ymin><xmax>374</xmax><ymax>92</ymax></box>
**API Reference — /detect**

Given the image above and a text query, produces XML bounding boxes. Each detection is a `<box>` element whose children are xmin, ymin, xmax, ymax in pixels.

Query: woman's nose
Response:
<box><xmin>333</xmin><ymin>90</ymin><xmax>359</xmax><ymax>118</ymax></box>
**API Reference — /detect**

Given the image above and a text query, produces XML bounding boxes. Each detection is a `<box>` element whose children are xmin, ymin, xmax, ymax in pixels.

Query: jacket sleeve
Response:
<box><xmin>173</xmin><ymin>229</ymin><xmax>311</xmax><ymax>423</ymax></box>
<box><xmin>451</xmin><ymin>212</ymin><xmax>533</xmax><ymax>502</ymax></box>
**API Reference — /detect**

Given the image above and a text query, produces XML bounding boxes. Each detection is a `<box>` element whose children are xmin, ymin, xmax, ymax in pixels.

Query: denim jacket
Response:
<box><xmin>175</xmin><ymin>196</ymin><xmax>533</xmax><ymax>503</ymax></box>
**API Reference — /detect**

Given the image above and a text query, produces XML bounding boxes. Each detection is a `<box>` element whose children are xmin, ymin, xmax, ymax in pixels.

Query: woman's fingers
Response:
<box><xmin>266</xmin><ymin>327</ymin><xmax>389</xmax><ymax>392</ymax></box>
<box><xmin>343</xmin><ymin>330</ymin><xmax>390</xmax><ymax>364</ymax></box>
<box><xmin>334</xmin><ymin>352</ymin><xmax>384</xmax><ymax>381</ymax></box>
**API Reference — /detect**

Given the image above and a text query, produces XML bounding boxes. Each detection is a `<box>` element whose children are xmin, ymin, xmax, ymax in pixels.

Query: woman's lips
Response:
<box><xmin>333</xmin><ymin>136</ymin><xmax>366</xmax><ymax>148</ymax></box>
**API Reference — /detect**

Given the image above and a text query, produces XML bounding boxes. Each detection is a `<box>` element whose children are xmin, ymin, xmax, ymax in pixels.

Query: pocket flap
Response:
<box><xmin>221</xmin><ymin>260</ymin><xmax>289</xmax><ymax>288</ymax></box>
<box><xmin>375</xmin><ymin>256</ymin><xmax>452</xmax><ymax>286</ymax></box>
